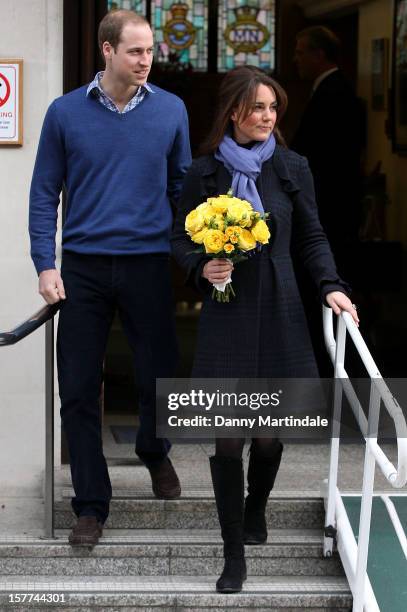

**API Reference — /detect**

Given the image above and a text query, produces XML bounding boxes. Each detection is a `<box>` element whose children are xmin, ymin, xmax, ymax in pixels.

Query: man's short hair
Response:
<box><xmin>98</xmin><ymin>9</ymin><xmax>150</xmax><ymax>55</ymax></box>
<box><xmin>297</xmin><ymin>26</ymin><xmax>340</xmax><ymax>63</ymax></box>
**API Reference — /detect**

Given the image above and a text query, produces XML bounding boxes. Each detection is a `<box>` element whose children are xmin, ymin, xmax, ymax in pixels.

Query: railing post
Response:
<box><xmin>44</xmin><ymin>317</ymin><xmax>55</xmax><ymax>539</ymax></box>
<box><xmin>323</xmin><ymin>307</ymin><xmax>407</xmax><ymax>611</ymax></box>
<box><xmin>352</xmin><ymin>380</ymin><xmax>381</xmax><ymax>611</ymax></box>
<box><xmin>324</xmin><ymin>314</ymin><xmax>346</xmax><ymax>557</ymax></box>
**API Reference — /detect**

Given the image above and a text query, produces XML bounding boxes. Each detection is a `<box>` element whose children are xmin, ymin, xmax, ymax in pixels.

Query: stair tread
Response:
<box><xmin>0</xmin><ymin>528</ymin><xmax>324</xmax><ymax>546</ymax></box>
<box><xmin>0</xmin><ymin>575</ymin><xmax>350</xmax><ymax>592</ymax></box>
<box><xmin>60</xmin><ymin>489</ymin><xmax>323</xmax><ymax>499</ymax></box>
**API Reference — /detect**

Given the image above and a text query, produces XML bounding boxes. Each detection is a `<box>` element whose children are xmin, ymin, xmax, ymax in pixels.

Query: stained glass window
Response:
<box><xmin>107</xmin><ymin>1</ymin><xmax>146</xmax><ymax>13</ymax></box>
<box><xmin>151</xmin><ymin>1</ymin><xmax>208</xmax><ymax>70</ymax></box>
<box><xmin>105</xmin><ymin>1</ymin><xmax>276</xmax><ymax>73</ymax></box>
<box><xmin>218</xmin><ymin>0</ymin><xmax>275</xmax><ymax>72</ymax></box>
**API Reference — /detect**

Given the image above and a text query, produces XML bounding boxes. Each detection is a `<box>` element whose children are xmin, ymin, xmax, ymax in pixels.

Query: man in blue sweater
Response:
<box><xmin>29</xmin><ymin>9</ymin><xmax>191</xmax><ymax>546</ymax></box>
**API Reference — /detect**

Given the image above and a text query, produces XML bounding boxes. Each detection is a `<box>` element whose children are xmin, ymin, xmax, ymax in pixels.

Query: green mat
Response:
<box><xmin>392</xmin><ymin>497</ymin><xmax>407</xmax><ymax>531</ymax></box>
<box><xmin>342</xmin><ymin>495</ymin><xmax>407</xmax><ymax>612</ymax></box>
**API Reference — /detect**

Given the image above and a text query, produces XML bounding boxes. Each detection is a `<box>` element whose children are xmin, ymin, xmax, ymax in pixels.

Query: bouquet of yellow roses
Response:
<box><xmin>185</xmin><ymin>190</ymin><xmax>270</xmax><ymax>302</ymax></box>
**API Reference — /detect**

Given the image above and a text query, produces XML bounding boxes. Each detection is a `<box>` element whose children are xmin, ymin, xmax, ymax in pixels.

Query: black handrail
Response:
<box><xmin>0</xmin><ymin>303</ymin><xmax>61</xmax><ymax>346</ymax></box>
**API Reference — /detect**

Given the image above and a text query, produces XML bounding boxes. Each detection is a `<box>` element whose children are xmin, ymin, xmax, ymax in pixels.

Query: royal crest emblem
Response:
<box><xmin>224</xmin><ymin>5</ymin><xmax>270</xmax><ymax>54</ymax></box>
<box><xmin>163</xmin><ymin>2</ymin><xmax>197</xmax><ymax>51</ymax></box>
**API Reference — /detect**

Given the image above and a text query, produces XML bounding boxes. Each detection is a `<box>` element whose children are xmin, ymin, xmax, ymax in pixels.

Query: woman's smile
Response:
<box><xmin>232</xmin><ymin>83</ymin><xmax>277</xmax><ymax>144</ymax></box>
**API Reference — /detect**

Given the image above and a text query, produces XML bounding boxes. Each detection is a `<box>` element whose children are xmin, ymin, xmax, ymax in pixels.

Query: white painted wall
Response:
<box><xmin>0</xmin><ymin>0</ymin><xmax>63</xmax><ymax>496</ymax></box>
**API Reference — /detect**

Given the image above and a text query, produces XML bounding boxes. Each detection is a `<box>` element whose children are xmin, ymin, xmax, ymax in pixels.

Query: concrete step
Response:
<box><xmin>0</xmin><ymin>575</ymin><xmax>352</xmax><ymax>610</ymax></box>
<box><xmin>55</xmin><ymin>497</ymin><xmax>324</xmax><ymax>530</ymax></box>
<box><xmin>0</xmin><ymin>529</ymin><xmax>343</xmax><ymax>577</ymax></box>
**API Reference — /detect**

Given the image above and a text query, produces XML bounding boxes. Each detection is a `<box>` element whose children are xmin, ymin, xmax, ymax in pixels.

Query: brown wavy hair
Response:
<box><xmin>200</xmin><ymin>66</ymin><xmax>288</xmax><ymax>155</ymax></box>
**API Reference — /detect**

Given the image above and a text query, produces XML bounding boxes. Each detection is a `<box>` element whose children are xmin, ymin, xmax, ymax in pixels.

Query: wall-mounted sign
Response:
<box><xmin>0</xmin><ymin>59</ymin><xmax>23</xmax><ymax>146</ymax></box>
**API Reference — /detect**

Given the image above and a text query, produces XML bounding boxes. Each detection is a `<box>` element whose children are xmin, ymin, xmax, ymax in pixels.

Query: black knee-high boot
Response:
<box><xmin>243</xmin><ymin>440</ymin><xmax>284</xmax><ymax>545</ymax></box>
<box><xmin>209</xmin><ymin>456</ymin><xmax>247</xmax><ymax>593</ymax></box>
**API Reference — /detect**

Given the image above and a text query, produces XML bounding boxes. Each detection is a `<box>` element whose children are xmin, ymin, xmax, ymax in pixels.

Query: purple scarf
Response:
<box><xmin>215</xmin><ymin>133</ymin><xmax>276</xmax><ymax>214</ymax></box>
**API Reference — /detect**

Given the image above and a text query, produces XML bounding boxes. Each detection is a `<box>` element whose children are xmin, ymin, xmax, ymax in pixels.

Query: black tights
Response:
<box><xmin>215</xmin><ymin>437</ymin><xmax>280</xmax><ymax>459</ymax></box>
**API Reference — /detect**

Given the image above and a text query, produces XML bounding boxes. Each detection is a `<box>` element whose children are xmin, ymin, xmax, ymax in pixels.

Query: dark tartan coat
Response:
<box><xmin>171</xmin><ymin>145</ymin><xmax>350</xmax><ymax>378</ymax></box>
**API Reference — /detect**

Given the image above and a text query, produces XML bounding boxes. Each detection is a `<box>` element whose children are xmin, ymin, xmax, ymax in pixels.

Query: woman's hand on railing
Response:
<box><xmin>39</xmin><ymin>269</ymin><xmax>66</xmax><ymax>304</ymax></box>
<box><xmin>325</xmin><ymin>291</ymin><xmax>359</xmax><ymax>326</ymax></box>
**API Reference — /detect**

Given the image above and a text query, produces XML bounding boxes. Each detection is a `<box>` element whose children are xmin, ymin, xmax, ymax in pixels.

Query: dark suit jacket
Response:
<box><xmin>291</xmin><ymin>70</ymin><xmax>364</xmax><ymax>248</ymax></box>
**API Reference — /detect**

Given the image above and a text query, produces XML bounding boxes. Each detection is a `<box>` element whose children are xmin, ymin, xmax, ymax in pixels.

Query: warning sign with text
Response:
<box><xmin>0</xmin><ymin>60</ymin><xmax>23</xmax><ymax>145</ymax></box>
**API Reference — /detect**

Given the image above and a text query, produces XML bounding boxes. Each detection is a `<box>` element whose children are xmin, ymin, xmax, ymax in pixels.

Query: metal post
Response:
<box><xmin>352</xmin><ymin>381</ymin><xmax>381</xmax><ymax>611</ymax></box>
<box><xmin>44</xmin><ymin>318</ymin><xmax>55</xmax><ymax>539</ymax></box>
<box><xmin>324</xmin><ymin>314</ymin><xmax>346</xmax><ymax>556</ymax></box>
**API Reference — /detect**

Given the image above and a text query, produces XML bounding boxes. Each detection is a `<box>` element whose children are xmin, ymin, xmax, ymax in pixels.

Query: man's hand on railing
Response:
<box><xmin>39</xmin><ymin>269</ymin><xmax>66</xmax><ymax>304</ymax></box>
<box><xmin>325</xmin><ymin>291</ymin><xmax>359</xmax><ymax>327</ymax></box>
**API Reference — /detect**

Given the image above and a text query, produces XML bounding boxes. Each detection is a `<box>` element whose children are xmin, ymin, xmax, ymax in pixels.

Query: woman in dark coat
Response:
<box><xmin>171</xmin><ymin>67</ymin><xmax>359</xmax><ymax>594</ymax></box>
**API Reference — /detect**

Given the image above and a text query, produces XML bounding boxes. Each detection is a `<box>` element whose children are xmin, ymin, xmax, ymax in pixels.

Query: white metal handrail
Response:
<box><xmin>322</xmin><ymin>305</ymin><xmax>407</xmax><ymax>612</ymax></box>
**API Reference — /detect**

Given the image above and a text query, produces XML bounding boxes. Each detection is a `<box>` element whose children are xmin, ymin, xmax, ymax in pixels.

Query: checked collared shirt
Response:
<box><xmin>86</xmin><ymin>71</ymin><xmax>154</xmax><ymax>113</ymax></box>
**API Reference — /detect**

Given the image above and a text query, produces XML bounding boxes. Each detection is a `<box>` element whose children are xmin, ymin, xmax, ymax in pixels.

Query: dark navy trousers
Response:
<box><xmin>57</xmin><ymin>251</ymin><xmax>178</xmax><ymax>523</ymax></box>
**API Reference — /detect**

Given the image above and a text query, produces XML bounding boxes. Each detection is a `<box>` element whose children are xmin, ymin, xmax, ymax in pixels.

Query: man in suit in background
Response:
<box><xmin>292</xmin><ymin>26</ymin><xmax>364</xmax><ymax>260</ymax></box>
<box><xmin>291</xmin><ymin>26</ymin><xmax>364</xmax><ymax>375</ymax></box>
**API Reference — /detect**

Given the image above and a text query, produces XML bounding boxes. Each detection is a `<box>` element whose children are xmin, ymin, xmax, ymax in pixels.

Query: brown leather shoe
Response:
<box><xmin>147</xmin><ymin>458</ymin><xmax>181</xmax><ymax>499</ymax></box>
<box><xmin>68</xmin><ymin>516</ymin><xmax>103</xmax><ymax>547</ymax></box>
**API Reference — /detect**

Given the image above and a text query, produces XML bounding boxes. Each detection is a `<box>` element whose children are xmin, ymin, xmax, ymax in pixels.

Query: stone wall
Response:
<box><xmin>0</xmin><ymin>0</ymin><xmax>63</xmax><ymax>496</ymax></box>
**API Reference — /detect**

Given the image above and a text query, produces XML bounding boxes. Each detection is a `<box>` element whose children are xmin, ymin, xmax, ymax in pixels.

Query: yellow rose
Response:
<box><xmin>191</xmin><ymin>227</ymin><xmax>209</xmax><ymax>244</ymax></box>
<box><xmin>231</xmin><ymin>197</ymin><xmax>252</xmax><ymax>211</ymax></box>
<box><xmin>203</xmin><ymin>229</ymin><xmax>226</xmax><ymax>254</ymax></box>
<box><xmin>225</xmin><ymin>225</ymin><xmax>242</xmax><ymax>238</ymax></box>
<box><xmin>241</xmin><ymin>199</ymin><xmax>254</xmax><ymax>213</ymax></box>
<box><xmin>196</xmin><ymin>203</ymin><xmax>219</xmax><ymax>225</ymax></box>
<box><xmin>196</xmin><ymin>202</ymin><xmax>210</xmax><ymax>212</ymax></box>
<box><xmin>196</xmin><ymin>202</ymin><xmax>213</xmax><ymax>222</ymax></box>
<box><xmin>227</xmin><ymin>201</ymin><xmax>252</xmax><ymax>227</ymax></box>
<box><xmin>251</xmin><ymin>219</ymin><xmax>270</xmax><ymax>244</ymax></box>
<box><xmin>208</xmin><ymin>196</ymin><xmax>230</xmax><ymax>214</ymax></box>
<box><xmin>225</xmin><ymin>225</ymin><xmax>242</xmax><ymax>244</ymax></box>
<box><xmin>211</xmin><ymin>213</ymin><xmax>226</xmax><ymax>231</ymax></box>
<box><xmin>237</xmin><ymin>228</ymin><xmax>257</xmax><ymax>251</ymax></box>
<box><xmin>224</xmin><ymin>243</ymin><xmax>235</xmax><ymax>254</ymax></box>
<box><xmin>197</xmin><ymin>204</ymin><xmax>226</xmax><ymax>230</ymax></box>
<box><xmin>185</xmin><ymin>209</ymin><xmax>204</xmax><ymax>235</ymax></box>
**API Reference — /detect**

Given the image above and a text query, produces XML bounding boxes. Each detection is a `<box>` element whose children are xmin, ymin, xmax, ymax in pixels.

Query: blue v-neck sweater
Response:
<box><xmin>29</xmin><ymin>85</ymin><xmax>191</xmax><ymax>274</ymax></box>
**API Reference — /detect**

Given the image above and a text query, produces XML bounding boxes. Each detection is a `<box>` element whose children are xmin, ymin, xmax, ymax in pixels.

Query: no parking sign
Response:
<box><xmin>0</xmin><ymin>59</ymin><xmax>23</xmax><ymax>145</ymax></box>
